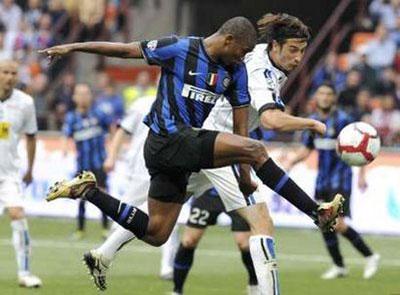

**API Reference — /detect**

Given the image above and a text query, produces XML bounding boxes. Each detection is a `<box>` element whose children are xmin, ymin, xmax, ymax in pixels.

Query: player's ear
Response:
<box><xmin>223</xmin><ymin>34</ymin><xmax>234</xmax><ymax>46</ymax></box>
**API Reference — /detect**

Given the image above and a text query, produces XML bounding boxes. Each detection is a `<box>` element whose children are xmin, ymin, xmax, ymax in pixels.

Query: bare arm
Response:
<box><xmin>103</xmin><ymin>128</ymin><xmax>130</xmax><ymax>172</ymax></box>
<box><xmin>39</xmin><ymin>41</ymin><xmax>143</xmax><ymax>60</ymax></box>
<box><xmin>233</xmin><ymin>106</ymin><xmax>257</xmax><ymax>195</ymax></box>
<box><xmin>260</xmin><ymin>109</ymin><xmax>326</xmax><ymax>135</ymax></box>
<box><xmin>23</xmin><ymin>134</ymin><xmax>36</xmax><ymax>185</ymax></box>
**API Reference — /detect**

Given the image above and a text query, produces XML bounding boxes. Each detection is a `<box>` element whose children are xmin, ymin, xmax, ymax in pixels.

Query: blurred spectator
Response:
<box><xmin>311</xmin><ymin>51</ymin><xmax>347</xmax><ymax>92</ymax></box>
<box><xmin>394</xmin><ymin>74</ymin><xmax>400</xmax><ymax>107</ymax></box>
<box><xmin>338</xmin><ymin>69</ymin><xmax>362</xmax><ymax>113</ymax></box>
<box><xmin>369</xmin><ymin>0</ymin><xmax>400</xmax><ymax>30</ymax></box>
<box><xmin>27</xmin><ymin>72</ymin><xmax>49</xmax><ymax>129</ymax></box>
<box><xmin>93</xmin><ymin>71</ymin><xmax>124</xmax><ymax>125</ymax></box>
<box><xmin>358</xmin><ymin>23</ymin><xmax>397</xmax><ymax>70</ymax></box>
<box><xmin>373</xmin><ymin>67</ymin><xmax>396</xmax><ymax>95</ymax></box>
<box><xmin>25</xmin><ymin>0</ymin><xmax>43</xmax><ymax>28</ymax></box>
<box><xmin>50</xmin><ymin>72</ymin><xmax>76</xmax><ymax>129</ymax></box>
<box><xmin>352</xmin><ymin>88</ymin><xmax>372</xmax><ymax>121</ymax></box>
<box><xmin>352</xmin><ymin>54</ymin><xmax>377</xmax><ymax>90</ymax></box>
<box><xmin>370</xmin><ymin>94</ymin><xmax>400</xmax><ymax>145</ymax></box>
<box><xmin>33</xmin><ymin>13</ymin><xmax>55</xmax><ymax>50</ymax></box>
<box><xmin>0</xmin><ymin>0</ymin><xmax>22</xmax><ymax>32</ymax></box>
<box><xmin>389</xmin><ymin>16</ymin><xmax>400</xmax><ymax>47</ymax></box>
<box><xmin>0</xmin><ymin>24</ymin><xmax>13</xmax><ymax>60</ymax></box>
<box><xmin>122</xmin><ymin>71</ymin><xmax>157</xmax><ymax>109</ymax></box>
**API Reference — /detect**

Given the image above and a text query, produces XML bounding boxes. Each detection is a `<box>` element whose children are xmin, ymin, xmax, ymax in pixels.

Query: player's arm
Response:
<box><xmin>103</xmin><ymin>127</ymin><xmax>130</xmax><ymax>172</ymax></box>
<box><xmin>39</xmin><ymin>41</ymin><xmax>143</xmax><ymax>60</ymax></box>
<box><xmin>23</xmin><ymin>134</ymin><xmax>36</xmax><ymax>185</ymax></box>
<box><xmin>260</xmin><ymin>109</ymin><xmax>326</xmax><ymax>135</ymax></box>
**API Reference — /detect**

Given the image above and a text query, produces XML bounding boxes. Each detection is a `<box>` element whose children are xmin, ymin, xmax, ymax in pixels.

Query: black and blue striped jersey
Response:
<box><xmin>140</xmin><ymin>36</ymin><xmax>250</xmax><ymax>135</ymax></box>
<box><xmin>302</xmin><ymin>109</ymin><xmax>353</xmax><ymax>193</ymax></box>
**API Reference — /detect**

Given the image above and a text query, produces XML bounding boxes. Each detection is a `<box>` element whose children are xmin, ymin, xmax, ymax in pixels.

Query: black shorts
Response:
<box><xmin>144</xmin><ymin>127</ymin><xmax>219</xmax><ymax>204</ymax></box>
<box><xmin>187</xmin><ymin>189</ymin><xmax>250</xmax><ymax>232</ymax></box>
<box><xmin>76</xmin><ymin>168</ymin><xmax>107</xmax><ymax>188</ymax></box>
<box><xmin>315</xmin><ymin>189</ymin><xmax>351</xmax><ymax>217</ymax></box>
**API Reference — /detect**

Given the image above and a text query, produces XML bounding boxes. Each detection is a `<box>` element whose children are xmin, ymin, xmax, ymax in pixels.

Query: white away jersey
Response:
<box><xmin>203</xmin><ymin>44</ymin><xmax>287</xmax><ymax>132</ymax></box>
<box><xmin>0</xmin><ymin>89</ymin><xmax>37</xmax><ymax>180</ymax></box>
<box><xmin>120</xmin><ymin>96</ymin><xmax>155</xmax><ymax>176</ymax></box>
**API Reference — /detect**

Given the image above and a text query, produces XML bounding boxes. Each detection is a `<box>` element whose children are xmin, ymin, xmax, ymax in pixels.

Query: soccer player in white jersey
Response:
<box><xmin>0</xmin><ymin>59</ymin><xmax>42</xmax><ymax>288</ymax></box>
<box><xmin>77</xmin><ymin>13</ymin><xmax>341</xmax><ymax>295</ymax></box>
<box><xmin>83</xmin><ymin>95</ymin><xmax>180</xmax><ymax>290</ymax></box>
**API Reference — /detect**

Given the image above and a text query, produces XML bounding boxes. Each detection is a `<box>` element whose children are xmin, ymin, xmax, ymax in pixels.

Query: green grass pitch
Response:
<box><xmin>0</xmin><ymin>217</ymin><xmax>399</xmax><ymax>294</ymax></box>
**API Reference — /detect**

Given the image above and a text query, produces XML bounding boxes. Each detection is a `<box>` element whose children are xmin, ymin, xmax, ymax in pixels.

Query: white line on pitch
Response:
<box><xmin>0</xmin><ymin>238</ymin><xmax>398</xmax><ymax>267</ymax></box>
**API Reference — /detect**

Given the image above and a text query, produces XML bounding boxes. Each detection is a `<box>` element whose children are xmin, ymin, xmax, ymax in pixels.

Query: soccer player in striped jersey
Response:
<box><xmin>283</xmin><ymin>83</ymin><xmax>380</xmax><ymax>280</ymax></box>
<box><xmin>42</xmin><ymin>16</ymin><xmax>343</xmax><ymax>294</ymax></box>
<box><xmin>63</xmin><ymin>84</ymin><xmax>111</xmax><ymax>239</ymax></box>
<box><xmin>0</xmin><ymin>60</ymin><xmax>42</xmax><ymax>288</ymax></box>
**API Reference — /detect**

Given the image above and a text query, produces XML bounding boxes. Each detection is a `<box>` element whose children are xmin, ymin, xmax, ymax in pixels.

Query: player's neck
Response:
<box><xmin>0</xmin><ymin>88</ymin><xmax>12</xmax><ymax>102</ymax></box>
<box><xmin>317</xmin><ymin>107</ymin><xmax>335</xmax><ymax>118</ymax></box>
<box><xmin>77</xmin><ymin>106</ymin><xmax>89</xmax><ymax>114</ymax></box>
<box><xmin>202</xmin><ymin>34</ymin><xmax>220</xmax><ymax>64</ymax></box>
<box><xmin>268</xmin><ymin>51</ymin><xmax>289</xmax><ymax>76</ymax></box>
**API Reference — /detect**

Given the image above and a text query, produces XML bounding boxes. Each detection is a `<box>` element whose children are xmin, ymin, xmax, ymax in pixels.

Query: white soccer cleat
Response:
<box><xmin>18</xmin><ymin>274</ymin><xmax>42</xmax><ymax>288</ymax></box>
<box><xmin>321</xmin><ymin>265</ymin><xmax>348</xmax><ymax>280</ymax></box>
<box><xmin>160</xmin><ymin>266</ymin><xmax>173</xmax><ymax>281</ymax></box>
<box><xmin>363</xmin><ymin>253</ymin><xmax>380</xmax><ymax>279</ymax></box>
<box><xmin>82</xmin><ymin>249</ymin><xmax>111</xmax><ymax>291</ymax></box>
<box><xmin>247</xmin><ymin>284</ymin><xmax>261</xmax><ymax>295</ymax></box>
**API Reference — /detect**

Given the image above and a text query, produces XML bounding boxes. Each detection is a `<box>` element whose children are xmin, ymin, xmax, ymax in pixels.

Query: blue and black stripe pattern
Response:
<box><xmin>141</xmin><ymin>36</ymin><xmax>250</xmax><ymax>135</ymax></box>
<box><xmin>63</xmin><ymin>108</ymin><xmax>111</xmax><ymax>171</ymax></box>
<box><xmin>302</xmin><ymin>109</ymin><xmax>353</xmax><ymax>193</ymax></box>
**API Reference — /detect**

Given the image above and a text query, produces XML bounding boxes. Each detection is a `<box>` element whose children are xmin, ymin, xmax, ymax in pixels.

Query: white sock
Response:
<box><xmin>249</xmin><ymin>235</ymin><xmax>280</xmax><ymax>295</ymax></box>
<box><xmin>160</xmin><ymin>225</ymin><xmax>180</xmax><ymax>274</ymax></box>
<box><xmin>96</xmin><ymin>225</ymin><xmax>135</xmax><ymax>261</ymax></box>
<box><xmin>11</xmin><ymin>219</ymin><xmax>31</xmax><ymax>277</ymax></box>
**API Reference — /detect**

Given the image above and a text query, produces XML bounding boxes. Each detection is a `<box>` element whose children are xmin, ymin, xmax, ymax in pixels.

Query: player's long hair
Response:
<box><xmin>257</xmin><ymin>13</ymin><xmax>311</xmax><ymax>46</ymax></box>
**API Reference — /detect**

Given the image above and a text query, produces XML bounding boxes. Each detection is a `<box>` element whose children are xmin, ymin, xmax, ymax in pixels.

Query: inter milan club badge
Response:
<box><xmin>206</xmin><ymin>73</ymin><xmax>218</xmax><ymax>86</ymax></box>
<box><xmin>222</xmin><ymin>76</ymin><xmax>231</xmax><ymax>88</ymax></box>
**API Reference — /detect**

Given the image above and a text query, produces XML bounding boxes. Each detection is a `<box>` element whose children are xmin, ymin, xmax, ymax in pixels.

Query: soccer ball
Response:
<box><xmin>336</xmin><ymin>122</ymin><xmax>381</xmax><ymax>166</ymax></box>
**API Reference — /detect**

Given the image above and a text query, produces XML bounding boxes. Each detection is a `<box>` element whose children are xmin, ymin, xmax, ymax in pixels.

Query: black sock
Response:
<box><xmin>101</xmin><ymin>213</ymin><xmax>109</xmax><ymax>229</ymax></box>
<box><xmin>256</xmin><ymin>158</ymin><xmax>318</xmax><ymax>219</ymax></box>
<box><xmin>85</xmin><ymin>188</ymin><xmax>149</xmax><ymax>239</ymax></box>
<box><xmin>342</xmin><ymin>227</ymin><xmax>373</xmax><ymax>257</ymax></box>
<box><xmin>78</xmin><ymin>200</ymin><xmax>85</xmax><ymax>231</ymax></box>
<box><xmin>241</xmin><ymin>250</ymin><xmax>258</xmax><ymax>286</ymax></box>
<box><xmin>322</xmin><ymin>232</ymin><xmax>344</xmax><ymax>267</ymax></box>
<box><xmin>173</xmin><ymin>244</ymin><xmax>195</xmax><ymax>293</ymax></box>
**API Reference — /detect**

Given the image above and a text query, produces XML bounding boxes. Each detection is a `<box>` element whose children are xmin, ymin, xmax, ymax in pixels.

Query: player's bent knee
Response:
<box><xmin>181</xmin><ymin>234</ymin><xmax>200</xmax><ymax>248</ymax></box>
<box><xmin>242</xmin><ymin>139</ymin><xmax>269</xmax><ymax>165</ymax></box>
<box><xmin>7</xmin><ymin>207</ymin><xmax>25</xmax><ymax>220</ymax></box>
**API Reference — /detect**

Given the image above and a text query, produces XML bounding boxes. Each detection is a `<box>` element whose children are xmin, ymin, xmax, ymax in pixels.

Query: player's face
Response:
<box><xmin>0</xmin><ymin>61</ymin><xmax>19</xmax><ymax>93</ymax></box>
<box><xmin>220</xmin><ymin>36</ymin><xmax>253</xmax><ymax>66</ymax></box>
<box><xmin>73</xmin><ymin>85</ymin><xmax>92</xmax><ymax>108</ymax></box>
<box><xmin>272</xmin><ymin>39</ymin><xmax>307</xmax><ymax>72</ymax></box>
<box><xmin>315</xmin><ymin>86</ymin><xmax>336</xmax><ymax>112</ymax></box>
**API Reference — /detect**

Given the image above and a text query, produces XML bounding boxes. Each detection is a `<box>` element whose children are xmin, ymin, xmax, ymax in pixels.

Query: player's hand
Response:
<box><xmin>311</xmin><ymin>120</ymin><xmax>326</xmax><ymax>136</ymax></box>
<box><xmin>22</xmin><ymin>171</ymin><xmax>33</xmax><ymax>185</ymax></box>
<box><xmin>38</xmin><ymin>45</ymin><xmax>73</xmax><ymax>62</ymax></box>
<box><xmin>239</xmin><ymin>179</ymin><xmax>258</xmax><ymax>196</ymax></box>
<box><xmin>103</xmin><ymin>157</ymin><xmax>115</xmax><ymax>173</ymax></box>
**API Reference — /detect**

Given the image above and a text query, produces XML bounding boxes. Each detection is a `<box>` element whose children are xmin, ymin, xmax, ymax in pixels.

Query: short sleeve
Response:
<box><xmin>22</xmin><ymin>98</ymin><xmax>38</xmax><ymax>135</ymax></box>
<box><xmin>62</xmin><ymin>112</ymin><xmax>74</xmax><ymax>137</ymax></box>
<box><xmin>224</xmin><ymin>63</ymin><xmax>250</xmax><ymax>108</ymax></box>
<box><xmin>140</xmin><ymin>36</ymin><xmax>181</xmax><ymax>67</ymax></box>
<box><xmin>248</xmin><ymin>68</ymin><xmax>285</xmax><ymax>115</ymax></box>
<box><xmin>120</xmin><ymin>111</ymin><xmax>143</xmax><ymax>135</ymax></box>
<box><xmin>301</xmin><ymin>129</ymin><xmax>315</xmax><ymax>149</ymax></box>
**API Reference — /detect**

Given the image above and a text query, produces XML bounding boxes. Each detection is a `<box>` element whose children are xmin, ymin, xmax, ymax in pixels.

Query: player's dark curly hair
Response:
<box><xmin>257</xmin><ymin>13</ymin><xmax>311</xmax><ymax>46</ymax></box>
<box><xmin>218</xmin><ymin>16</ymin><xmax>257</xmax><ymax>49</ymax></box>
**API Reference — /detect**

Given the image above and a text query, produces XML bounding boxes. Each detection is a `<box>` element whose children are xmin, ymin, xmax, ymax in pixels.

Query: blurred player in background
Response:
<box><xmin>282</xmin><ymin>83</ymin><xmax>380</xmax><ymax>279</ymax></box>
<box><xmin>0</xmin><ymin>59</ymin><xmax>42</xmax><ymax>288</ymax></box>
<box><xmin>63</xmin><ymin>83</ymin><xmax>111</xmax><ymax>239</ymax></box>
<box><xmin>43</xmin><ymin>16</ymin><xmax>343</xmax><ymax>295</ymax></box>
<box><xmin>172</xmin><ymin>187</ymin><xmax>258</xmax><ymax>295</ymax></box>
<box><xmin>84</xmin><ymin>94</ymin><xmax>180</xmax><ymax>290</ymax></box>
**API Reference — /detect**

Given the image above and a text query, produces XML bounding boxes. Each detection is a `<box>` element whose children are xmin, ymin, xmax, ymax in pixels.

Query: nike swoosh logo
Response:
<box><xmin>188</xmin><ymin>70</ymin><xmax>202</xmax><ymax>76</ymax></box>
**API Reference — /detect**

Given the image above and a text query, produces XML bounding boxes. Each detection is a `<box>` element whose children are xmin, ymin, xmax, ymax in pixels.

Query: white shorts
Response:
<box><xmin>0</xmin><ymin>179</ymin><xmax>25</xmax><ymax>208</ymax></box>
<box><xmin>120</xmin><ymin>174</ymin><xmax>150</xmax><ymax>206</ymax></box>
<box><xmin>187</xmin><ymin>166</ymin><xmax>266</xmax><ymax>212</ymax></box>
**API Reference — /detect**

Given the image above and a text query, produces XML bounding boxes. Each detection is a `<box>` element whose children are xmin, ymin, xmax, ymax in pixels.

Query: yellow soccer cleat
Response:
<box><xmin>46</xmin><ymin>171</ymin><xmax>97</xmax><ymax>202</ymax></box>
<box><xmin>317</xmin><ymin>194</ymin><xmax>345</xmax><ymax>232</ymax></box>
